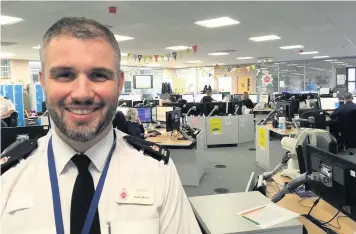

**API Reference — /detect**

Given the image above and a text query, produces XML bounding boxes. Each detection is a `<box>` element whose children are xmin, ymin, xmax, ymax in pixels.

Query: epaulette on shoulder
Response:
<box><xmin>1</xmin><ymin>138</ymin><xmax>38</xmax><ymax>175</ymax></box>
<box><xmin>123</xmin><ymin>135</ymin><xmax>169</xmax><ymax>165</ymax></box>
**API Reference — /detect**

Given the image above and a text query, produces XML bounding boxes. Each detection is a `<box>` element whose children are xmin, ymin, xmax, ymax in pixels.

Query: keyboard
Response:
<box><xmin>148</xmin><ymin>130</ymin><xmax>161</xmax><ymax>135</ymax></box>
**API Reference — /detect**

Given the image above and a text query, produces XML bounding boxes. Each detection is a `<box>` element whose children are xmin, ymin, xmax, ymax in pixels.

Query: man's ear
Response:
<box><xmin>118</xmin><ymin>71</ymin><xmax>124</xmax><ymax>95</ymax></box>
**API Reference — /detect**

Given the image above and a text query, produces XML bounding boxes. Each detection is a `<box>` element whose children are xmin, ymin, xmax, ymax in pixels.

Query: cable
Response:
<box><xmin>270</xmin><ymin>178</ymin><xmax>281</xmax><ymax>192</ymax></box>
<box><xmin>308</xmin><ymin>195</ymin><xmax>322</xmax><ymax>215</ymax></box>
<box><xmin>321</xmin><ymin>211</ymin><xmax>340</xmax><ymax>226</ymax></box>
<box><xmin>298</xmin><ymin>197</ymin><xmax>313</xmax><ymax>208</ymax></box>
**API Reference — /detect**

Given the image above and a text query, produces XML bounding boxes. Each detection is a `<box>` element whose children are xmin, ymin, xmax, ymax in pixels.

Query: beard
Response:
<box><xmin>46</xmin><ymin>99</ymin><xmax>117</xmax><ymax>142</ymax></box>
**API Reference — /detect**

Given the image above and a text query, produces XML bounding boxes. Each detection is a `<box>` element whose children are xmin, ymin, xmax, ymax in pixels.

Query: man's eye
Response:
<box><xmin>55</xmin><ymin>72</ymin><xmax>76</xmax><ymax>80</ymax></box>
<box><xmin>90</xmin><ymin>72</ymin><xmax>109</xmax><ymax>81</ymax></box>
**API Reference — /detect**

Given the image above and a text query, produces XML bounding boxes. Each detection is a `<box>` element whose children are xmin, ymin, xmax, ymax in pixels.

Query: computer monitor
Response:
<box><xmin>320</xmin><ymin>97</ymin><xmax>339</xmax><ymax>110</ymax></box>
<box><xmin>221</xmin><ymin>92</ymin><xmax>231</xmax><ymax>99</ymax></box>
<box><xmin>194</xmin><ymin>94</ymin><xmax>204</xmax><ymax>102</ymax></box>
<box><xmin>305</xmin><ymin>145</ymin><xmax>356</xmax><ymax>221</ymax></box>
<box><xmin>228</xmin><ymin>101</ymin><xmax>243</xmax><ymax>115</ymax></box>
<box><xmin>1</xmin><ymin>125</ymin><xmax>50</xmax><ymax>152</ymax></box>
<box><xmin>117</xmin><ymin>107</ymin><xmax>129</xmax><ymax>116</ymax></box>
<box><xmin>135</xmin><ymin>107</ymin><xmax>152</xmax><ymax>123</ymax></box>
<box><xmin>249</xmin><ymin>94</ymin><xmax>258</xmax><ymax>103</ymax></box>
<box><xmin>182</xmin><ymin>94</ymin><xmax>194</xmax><ymax>103</ymax></box>
<box><xmin>144</xmin><ymin>99</ymin><xmax>159</xmax><ymax>107</ymax></box>
<box><xmin>156</xmin><ymin>106</ymin><xmax>174</xmax><ymax>122</ymax></box>
<box><xmin>204</xmin><ymin>102</ymin><xmax>227</xmax><ymax>116</ymax></box>
<box><xmin>118</xmin><ymin>100</ymin><xmax>133</xmax><ymax>107</ymax></box>
<box><xmin>183</xmin><ymin>102</ymin><xmax>205</xmax><ymax>116</ymax></box>
<box><xmin>276</xmin><ymin>101</ymin><xmax>292</xmax><ymax>121</ymax></box>
<box><xmin>212</xmin><ymin>94</ymin><xmax>223</xmax><ymax>101</ymax></box>
<box><xmin>166</xmin><ymin>109</ymin><xmax>181</xmax><ymax>132</ymax></box>
<box><xmin>259</xmin><ymin>94</ymin><xmax>269</xmax><ymax>104</ymax></box>
<box><xmin>298</xmin><ymin>109</ymin><xmax>326</xmax><ymax>129</ymax></box>
<box><xmin>133</xmin><ymin>101</ymin><xmax>144</xmax><ymax>107</ymax></box>
<box><xmin>233</xmin><ymin>94</ymin><xmax>242</xmax><ymax>101</ymax></box>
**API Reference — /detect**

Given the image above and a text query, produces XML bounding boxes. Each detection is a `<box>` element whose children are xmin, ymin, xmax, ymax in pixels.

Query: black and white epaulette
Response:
<box><xmin>1</xmin><ymin>138</ymin><xmax>38</xmax><ymax>175</ymax></box>
<box><xmin>123</xmin><ymin>135</ymin><xmax>170</xmax><ymax>165</ymax></box>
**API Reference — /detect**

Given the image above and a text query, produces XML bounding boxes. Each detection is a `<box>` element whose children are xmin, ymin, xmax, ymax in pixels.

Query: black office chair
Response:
<box><xmin>2</xmin><ymin>112</ymin><xmax>18</xmax><ymax>127</ymax></box>
<box><xmin>300</xmin><ymin>110</ymin><xmax>326</xmax><ymax>129</ymax></box>
<box><xmin>338</xmin><ymin>109</ymin><xmax>356</xmax><ymax>154</ymax></box>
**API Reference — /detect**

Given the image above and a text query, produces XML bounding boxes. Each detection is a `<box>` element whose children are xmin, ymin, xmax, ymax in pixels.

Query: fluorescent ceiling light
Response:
<box><xmin>0</xmin><ymin>52</ymin><xmax>15</xmax><ymax>58</ymax></box>
<box><xmin>32</xmin><ymin>44</ymin><xmax>40</xmax><ymax>49</ymax></box>
<box><xmin>279</xmin><ymin>45</ymin><xmax>304</xmax><ymax>50</ymax></box>
<box><xmin>165</xmin><ymin>46</ymin><xmax>189</xmax><ymax>51</ymax></box>
<box><xmin>0</xmin><ymin>15</ymin><xmax>24</xmax><ymax>26</ymax></box>
<box><xmin>299</xmin><ymin>51</ymin><xmax>319</xmax><ymax>55</ymax></box>
<box><xmin>333</xmin><ymin>61</ymin><xmax>344</xmax><ymax>64</ymax></box>
<box><xmin>121</xmin><ymin>52</ymin><xmax>128</xmax><ymax>57</ymax></box>
<box><xmin>249</xmin><ymin>35</ymin><xmax>281</xmax><ymax>42</ymax></box>
<box><xmin>274</xmin><ymin>62</ymin><xmax>287</xmax><ymax>64</ymax></box>
<box><xmin>313</xmin><ymin>55</ymin><xmax>330</xmax><ymax>59</ymax></box>
<box><xmin>236</xmin><ymin>57</ymin><xmax>254</xmax><ymax>60</ymax></box>
<box><xmin>194</xmin><ymin>17</ymin><xmax>240</xmax><ymax>28</ymax></box>
<box><xmin>186</xmin><ymin>60</ymin><xmax>202</xmax><ymax>64</ymax></box>
<box><xmin>114</xmin><ymin>34</ymin><xmax>134</xmax><ymax>42</ymax></box>
<box><xmin>286</xmin><ymin>64</ymin><xmax>299</xmax><ymax>66</ymax></box>
<box><xmin>324</xmin><ymin>59</ymin><xmax>334</xmax><ymax>62</ymax></box>
<box><xmin>208</xmin><ymin>52</ymin><xmax>229</xmax><ymax>56</ymax></box>
<box><xmin>215</xmin><ymin>63</ymin><xmax>226</xmax><ymax>65</ymax></box>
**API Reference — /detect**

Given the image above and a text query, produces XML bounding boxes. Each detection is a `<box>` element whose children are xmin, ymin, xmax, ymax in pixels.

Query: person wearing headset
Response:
<box><xmin>1</xmin><ymin>17</ymin><xmax>201</xmax><ymax>234</ymax></box>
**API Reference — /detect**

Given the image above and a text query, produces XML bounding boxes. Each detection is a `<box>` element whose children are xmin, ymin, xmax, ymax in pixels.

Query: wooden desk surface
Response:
<box><xmin>262</xmin><ymin>123</ymin><xmax>299</xmax><ymax>136</ymax></box>
<box><xmin>146</xmin><ymin>130</ymin><xmax>193</xmax><ymax>147</ymax></box>
<box><xmin>267</xmin><ymin>173</ymin><xmax>356</xmax><ymax>234</ymax></box>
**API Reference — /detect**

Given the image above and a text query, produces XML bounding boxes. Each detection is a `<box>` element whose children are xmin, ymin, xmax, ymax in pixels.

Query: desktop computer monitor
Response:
<box><xmin>118</xmin><ymin>100</ymin><xmax>133</xmax><ymax>107</ymax></box>
<box><xmin>144</xmin><ymin>99</ymin><xmax>159</xmax><ymax>107</ymax></box>
<box><xmin>133</xmin><ymin>101</ymin><xmax>144</xmax><ymax>107</ymax></box>
<box><xmin>320</xmin><ymin>97</ymin><xmax>339</xmax><ymax>110</ymax></box>
<box><xmin>212</xmin><ymin>94</ymin><xmax>223</xmax><ymax>101</ymax></box>
<box><xmin>233</xmin><ymin>94</ymin><xmax>242</xmax><ymax>101</ymax></box>
<box><xmin>136</xmin><ymin>107</ymin><xmax>152</xmax><ymax>123</ymax></box>
<box><xmin>298</xmin><ymin>109</ymin><xmax>326</xmax><ymax>129</ymax></box>
<box><xmin>259</xmin><ymin>94</ymin><xmax>269</xmax><ymax>104</ymax></box>
<box><xmin>305</xmin><ymin>144</ymin><xmax>356</xmax><ymax>221</ymax></box>
<box><xmin>228</xmin><ymin>101</ymin><xmax>243</xmax><ymax>115</ymax></box>
<box><xmin>221</xmin><ymin>92</ymin><xmax>231</xmax><ymax>99</ymax></box>
<box><xmin>182</xmin><ymin>94</ymin><xmax>194</xmax><ymax>103</ymax></box>
<box><xmin>117</xmin><ymin>107</ymin><xmax>129</xmax><ymax>116</ymax></box>
<box><xmin>204</xmin><ymin>102</ymin><xmax>227</xmax><ymax>116</ymax></box>
<box><xmin>249</xmin><ymin>94</ymin><xmax>257</xmax><ymax>103</ymax></box>
<box><xmin>166</xmin><ymin>109</ymin><xmax>181</xmax><ymax>132</ymax></box>
<box><xmin>156</xmin><ymin>106</ymin><xmax>174</xmax><ymax>122</ymax></box>
<box><xmin>276</xmin><ymin>101</ymin><xmax>292</xmax><ymax>121</ymax></box>
<box><xmin>183</xmin><ymin>103</ymin><xmax>204</xmax><ymax>116</ymax></box>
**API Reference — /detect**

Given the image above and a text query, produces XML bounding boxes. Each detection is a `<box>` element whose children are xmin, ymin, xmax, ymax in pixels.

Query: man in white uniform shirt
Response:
<box><xmin>1</xmin><ymin>17</ymin><xmax>201</xmax><ymax>234</ymax></box>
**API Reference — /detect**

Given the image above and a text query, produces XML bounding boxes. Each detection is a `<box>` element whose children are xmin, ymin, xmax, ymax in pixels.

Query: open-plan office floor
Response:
<box><xmin>183</xmin><ymin>143</ymin><xmax>264</xmax><ymax>197</ymax></box>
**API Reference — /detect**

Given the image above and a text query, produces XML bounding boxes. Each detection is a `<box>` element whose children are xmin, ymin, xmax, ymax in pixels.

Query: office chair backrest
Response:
<box><xmin>338</xmin><ymin>109</ymin><xmax>356</xmax><ymax>148</ymax></box>
<box><xmin>300</xmin><ymin>110</ymin><xmax>326</xmax><ymax>129</ymax></box>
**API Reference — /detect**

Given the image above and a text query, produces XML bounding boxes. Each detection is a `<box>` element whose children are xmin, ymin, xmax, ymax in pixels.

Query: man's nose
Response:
<box><xmin>70</xmin><ymin>74</ymin><xmax>95</xmax><ymax>101</ymax></box>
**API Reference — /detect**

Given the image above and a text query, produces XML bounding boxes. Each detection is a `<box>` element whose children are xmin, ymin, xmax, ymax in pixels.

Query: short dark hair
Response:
<box><xmin>344</xmin><ymin>92</ymin><xmax>353</xmax><ymax>100</ymax></box>
<box><xmin>40</xmin><ymin>17</ymin><xmax>121</xmax><ymax>71</ymax></box>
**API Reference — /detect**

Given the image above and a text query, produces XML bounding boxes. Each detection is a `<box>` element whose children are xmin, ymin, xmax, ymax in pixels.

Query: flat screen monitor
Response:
<box><xmin>212</xmin><ymin>94</ymin><xmax>223</xmax><ymax>101</ymax></box>
<box><xmin>276</xmin><ymin>101</ymin><xmax>292</xmax><ymax>121</ymax></box>
<box><xmin>182</xmin><ymin>94</ymin><xmax>194</xmax><ymax>103</ymax></box>
<box><xmin>133</xmin><ymin>75</ymin><xmax>153</xmax><ymax>89</ymax></box>
<box><xmin>194</xmin><ymin>94</ymin><xmax>204</xmax><ymax>102</ymax></box>
<box><xmin>133</xmin><ymin>101</ymin><xmax>144</xmax><ymax>107</ymax></box>
<box><xmin>259</xmin><ymin>94</ymin><xmax>269</xmax><ymax>104</ymax></box>
<box><xmin>204</xmin><ymin>102</ymin><xmax>227</xmax><ymax>116</ymax></box>
<box><xmin>118</xmin><ymin>100</ymin><xmax>133</xmax><ymax>107</ymax></box>
<box><xmin>166</xmin><ymin>109</ymin><xmax>182</xmax><ymax>132</ymax></box>
<box><xmin>320</xmin><ymin>97</ymin><xmax>339</xmax><ymax>110</ymax></box>
<box><xmin>136</xmin><ymin>107</ymin><xmax>152</xmax><ymax>123</ymax></box>
<box><xmin>116</xmin><ymin>107</ymin><xmax>129</xmax><ymax>116</ymax></box>
<box><xmin>249</xmin><ymin>95</ymin><xmax>258</xmax><ymax>103</ymax></box>
<box><xmin>144</xmin><ymin>99</ymin><xmax>159</xmax><ymax>107</ymax></box>
<box><xmin>156</xmin><ymin>106</ymin><xmax>174</xmax><ymax>122</ymax></box>
<box><xmin>221</xmin><ymin>92</ymin><xmax>231</xmax><ymax>99</ymax></box>
<box><xmin>228</xmin><ymin>101</ymin><xmax>243</xmax><ymax>115</ymax></box>
<box><xmin>183</xmin><ymin>103</ymin><xmax>204</xmax><ymax>116</ymax></box>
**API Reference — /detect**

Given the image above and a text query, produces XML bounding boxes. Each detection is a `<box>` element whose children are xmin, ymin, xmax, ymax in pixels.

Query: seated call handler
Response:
<box><xmin>200</xmin><ymin>90</ymin><xmax>214</xmax><ymax>103</ymax></box>
<box><xmin>331</xmin><ymin>92</ymin><xmax>356</xmax><ymax>119</ymax></box>
<box><xmin>1</xmin><ymin>17</ymin><xmax>201</xmax><ymax>234</ymax></box>
<box><xmin>112</xmin><ymin>110</ymin><xmax>128</xmax><ymax>134</ymax></box>
<box><xmin>126</xmin><ymin>108</ymin><xmax>153</xmax><ymax>139</ymax></box>
<box><xmin>241</xmin><ymin>92</ymin><xmax>254</xmax><ymax>109</ymax></box>
<box><xmin>0</xmin><ymin>95</ymin><xmax>15</xmax><ymax>127</ymax></box>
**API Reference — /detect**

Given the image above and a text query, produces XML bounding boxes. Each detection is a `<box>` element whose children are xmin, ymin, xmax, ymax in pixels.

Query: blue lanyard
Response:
<box><xmin>47</xmin><ymin>130</ymin><xmax>117</xmax><ymax>234</ymax></box>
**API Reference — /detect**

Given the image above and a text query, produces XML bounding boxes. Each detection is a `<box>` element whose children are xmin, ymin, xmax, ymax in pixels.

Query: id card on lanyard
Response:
<box><xmin>47</xmin><ymin>130</ymin><xmax>117</xmax><ymax>234</ymax></box>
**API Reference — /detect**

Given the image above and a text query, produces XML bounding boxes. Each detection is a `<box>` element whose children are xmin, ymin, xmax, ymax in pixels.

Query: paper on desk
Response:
<box><xmin>236</xmin><ymin>203</ymin><xmax>300</xmax><ymax>229</ymax></box>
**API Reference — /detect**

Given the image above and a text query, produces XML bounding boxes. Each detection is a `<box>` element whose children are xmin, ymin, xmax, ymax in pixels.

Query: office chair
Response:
<box><xmin>338</xmin><ymin>109</ymin><xmax>356</xmax><ymax>154</ymax></box>
<box><xmin>2</xmin><ymin>112</ymin><xmax>18</xmax><ymax>127</ymax></box>
<box><xmin>299</xmin><ymin>110</ymin><xmax>326</xmax><ymax>129</ymax></box>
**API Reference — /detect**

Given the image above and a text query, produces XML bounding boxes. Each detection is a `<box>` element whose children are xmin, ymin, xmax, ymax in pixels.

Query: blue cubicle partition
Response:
<box><xmin>0</xmin><ymin>84</ymin><xmax>24</xmax><ymax>126</ymax></box>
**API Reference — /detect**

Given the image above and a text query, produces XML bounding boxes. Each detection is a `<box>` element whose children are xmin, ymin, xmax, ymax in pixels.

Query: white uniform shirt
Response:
<box><xmin>0</xmin><ymin>129</ymin><xmax>202</xmax><ymax>234</ymax></box>
<box><xmin>0</xmin><ymin>96</ymin><xmax>14</xmax><ymax>119</ymax></box>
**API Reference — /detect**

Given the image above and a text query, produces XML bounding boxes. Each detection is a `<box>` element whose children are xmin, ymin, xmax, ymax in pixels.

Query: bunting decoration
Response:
<box><xmin>160</xmin><ymin>55</ymin><xmax>165</xmax><ymax>63</ymax></box>
<box><xmin>172</xmin><ymin>52</ymin><xmax>177</xmax><ymax>60</ymax></box>
<box><xmin>154</xmin><ymin>55</ymin><xmax>159</xmax><ymax>62</ymax></box>
<box><xmin>133</xmin><ymin>54</ymin><xmax>138</xmax><ymax>61</ymax></box>
<box><xmin>148</xmin><ymin>55</ymin><xmax>153</xmax><ymax>63</ymax></box>
<box><xmin>143</xmin><ymin>55</ymin><xmax>148</xmax><ymax>63</ymax></box>
<box><xmin>186</xmin><ymin>48</ymin><xmax>191</xmax><ymax>55</ymax></box>
<box><xmin>192</xmin><ymin>45</ymin><xmax>198</xmax><ymax>54</ymax></box>
<box><xmin>137</xmin><ymin>54</ymin><xmax>142</xmax><ymax>62</ymax></box>
<box><xmin>166</xmin><ymin>53</ymin><xmax>171</xmax><ymax>61</ymax></box>
<box><xmin>178</xmin><ymin>50</ymin><xmax>184</xmax><ymax>59</ymax></box>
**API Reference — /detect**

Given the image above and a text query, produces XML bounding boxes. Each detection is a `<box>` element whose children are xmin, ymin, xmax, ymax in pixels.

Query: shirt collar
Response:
<box><xmin>51</xmin><ymin>128</ymin><xmax>114</xmax><ymax>174</ymax></box>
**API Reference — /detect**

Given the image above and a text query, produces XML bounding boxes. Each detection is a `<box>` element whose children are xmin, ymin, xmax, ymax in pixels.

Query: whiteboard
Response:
<box><xmin>134</xmin><ymin>75</ymin><xmax>153</xmax><ymax>89</ymax></box>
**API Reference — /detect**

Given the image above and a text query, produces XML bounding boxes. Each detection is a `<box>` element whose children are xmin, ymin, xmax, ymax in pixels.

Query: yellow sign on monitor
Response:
<box><xmin>209</xmin><ymin>118</ymin><xmax>222</xmax><ymax>135</ymax></box>
<box><xmin>258</xmin><ymin>127</ymin><xmax>267</xmax><ymax>151</ymax></box>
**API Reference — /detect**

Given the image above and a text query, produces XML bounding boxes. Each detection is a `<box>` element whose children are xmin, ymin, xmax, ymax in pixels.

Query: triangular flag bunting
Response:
<box><xmin>178</xmin><ymin>50</ymin><xmax>184</xmax><ymax>59</ymax></box>
<box><xmin>160</xmin><ymin>55</ymin><xmax>165</xmax><ymax>63</ymax></box>
<box><xmin>127</xmin><ymin>52</ymin><xmax>132</xmax><ymax>59</ymax></box>
<box><xmin>186</xmin><ymin>48</ymin><xmax>191</xmax><ymax>55</ymax></box>
<box><xmin>172</xmin><ymin>52</ymin><xmax>177</xmax><ymax>60</ymax></box>
<box><xmin>137</xmin><ymin>55</ymin><xmax>142</xmax><ymax>62</ymax></box>
<box><xmin>148</xmin><ymin>55</ymin><xmax>153</xmax><ymax>63</ymax></box>
<box><xmin>251</xmin><ymin>64</ymin><xmax>256</xmax><ymax>71</ymax></box>
<box><xmin>192</xmin><ymin>45</ymin><xmax>198</xmax><ymax>54</ymax></box>
<box><xmin>166</xmin><ymin>53</ymin><xmax>171</xmax><ymax>61</ymax></box>
<box><xmin>154</xmin><ymin>55</ymin><xmax>159</xmax><ymax>62</ymax></box>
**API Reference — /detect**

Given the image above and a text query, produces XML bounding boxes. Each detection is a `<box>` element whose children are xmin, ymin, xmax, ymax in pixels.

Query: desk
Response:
<box><xmin>147</xmin><ymin>128</ymin><xmax>205</xmax><ymax>186</ymax></box>
<box><xmin>190</xmin><ymin>191</ymin><xmax>303</xmax><ymax>234</ymax></box>
<box><xmin>267</xmin><ymin>174</ymin><xmax>356</xmax><ymax>234</ymax></box>
<box><xmin>256</xmin><ymin>123</ymin><xmax>298</xmax><ymax>171</ymax></box>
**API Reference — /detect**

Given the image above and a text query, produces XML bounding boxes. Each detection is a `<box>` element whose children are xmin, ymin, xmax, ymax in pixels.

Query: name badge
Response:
<box><xmin>117</xmin><ymin>188</ymin><xmax>154</xmax><ymax>205</ymax></box>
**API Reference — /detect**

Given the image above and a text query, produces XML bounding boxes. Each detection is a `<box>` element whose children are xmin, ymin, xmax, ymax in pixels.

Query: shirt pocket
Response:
<box><xmin>110</xmin><ymin>218</ymin><xmax>159</xmax><ymax>234</ymax></box>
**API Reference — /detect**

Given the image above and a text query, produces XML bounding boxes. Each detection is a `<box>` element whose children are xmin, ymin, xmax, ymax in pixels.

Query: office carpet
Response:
<box><xmin>183</xmin><ymin>143</ymin><xmax>265</xmax><ymax>197</ymax></box>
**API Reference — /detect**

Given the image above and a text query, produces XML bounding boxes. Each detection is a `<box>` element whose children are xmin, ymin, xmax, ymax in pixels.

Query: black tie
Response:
<box><xmin>70</xmin><ymin>154</ymin><xmax>101</xmax><ymax>234</ymax></box>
